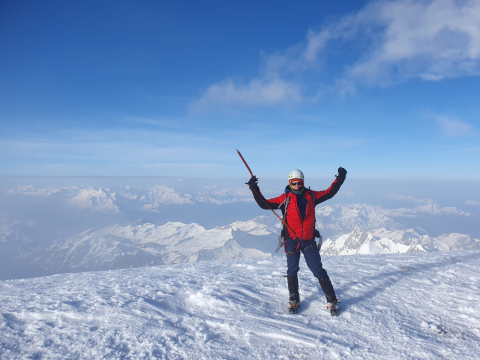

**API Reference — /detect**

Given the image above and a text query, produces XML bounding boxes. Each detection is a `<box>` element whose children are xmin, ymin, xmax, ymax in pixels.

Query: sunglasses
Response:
<box><xmin>291</xmin><ymin>181</ymin><xmax>303</xmax><ymax>186</ymax></box>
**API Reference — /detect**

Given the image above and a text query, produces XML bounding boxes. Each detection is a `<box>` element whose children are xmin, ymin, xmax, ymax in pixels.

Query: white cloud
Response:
<box><xmin>465</xmin><ymin>200</ymin><xmax>480</xmax><ymax>206</ymax></box>
<box><xmin>412</xmin><ymin>204</ymin><xmax>471</xmax><ymax>216</ymax></box>
<box><xmin>382</xmin><ymin>203</ymin><xmax>471</xmax><ymax>217</ymax></box>
<box><xmin>345</xmin><ymin>0</ymin><xmax>480</xmax><ymax>85</ymax></box>
<box><xmin>385</xmin><ymin>193</ymin><xmax>434</xmax><ymax>204</ymax></box>
<box><xmin>7</xmin><ymin>185</ymin><xmax>61</xmax><ymax>197</ymax></box>
<box><xmin>193</xmin><ymin>0</ymin><xmax>480</xmax><ymax>109</ymax></box>
<box><xmin>385</xmin><ymin>195</ymin><xmax>472</xmax><ymax>216</ymax></box>
<box><xmin>436</xmin><ymin>115</ymin><xmax>474</xmax><ymax>137</ymax></box>
<box><xmin>198</xmin><ymin>185</ymin><xmax>251</xmax><ymax>197</ymax></box>
<box><xmin>190</xmin><ymin>77</ymin><xmax>302</xmax><ymax>112</ymax></box>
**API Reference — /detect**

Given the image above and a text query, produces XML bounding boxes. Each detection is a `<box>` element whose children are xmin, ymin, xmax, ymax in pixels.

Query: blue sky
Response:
<box><xmin>1</xmin><ymin>0</ymin><xmax>479</xmax><ymax>179</ymax></box>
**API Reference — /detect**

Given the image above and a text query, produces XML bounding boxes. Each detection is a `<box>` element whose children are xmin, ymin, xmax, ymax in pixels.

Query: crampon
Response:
<box><xmin>288</xmin><ymin>301</ymin><xmax>300</xmax><ymax>314</ymax></box>
<box><xmin>327</xmin><ymin>299</ymin><xmax>340</xmax><ymax>316</ymax></box>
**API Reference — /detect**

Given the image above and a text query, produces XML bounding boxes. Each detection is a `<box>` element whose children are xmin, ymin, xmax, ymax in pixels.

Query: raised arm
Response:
<box><xmin>311</xmin><ymin>167</ymin><xmax>347</xmax><ymax>205</ymax></box>
<box><xmin>246</xmin><ymin>176</ymin><xmax>286</xmax><ymax>210</ymax></box>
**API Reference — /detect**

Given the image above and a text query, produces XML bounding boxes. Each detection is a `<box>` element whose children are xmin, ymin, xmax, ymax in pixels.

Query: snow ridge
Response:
<box><xmin>28</xmin><ymin>219</ymin><xmax>275</xmax><ymax>274</ymax></box>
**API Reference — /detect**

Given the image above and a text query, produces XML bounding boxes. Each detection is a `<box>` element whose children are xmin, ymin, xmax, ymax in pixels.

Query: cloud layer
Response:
<box><xmin>385</xmin><ymin>193</ymin><xmax>434</xmax><ymax>204</ymax></box>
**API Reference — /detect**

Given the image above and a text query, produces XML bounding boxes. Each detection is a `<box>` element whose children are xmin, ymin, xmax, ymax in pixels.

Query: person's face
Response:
<box><xmin>291</xmin><ymin>181</ymin><xmax>303</xmax><ymax>190</ymax></box>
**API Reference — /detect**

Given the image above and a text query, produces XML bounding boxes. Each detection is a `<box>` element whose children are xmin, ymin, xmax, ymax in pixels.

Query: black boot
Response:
<box><xmin>319</xmin><ymin>276</ymin><xmax>339</xmax><ymax>316</ymax></box>
<box><xmin>287</xmin><ymin>275</ymin><xmax>300</xmax><ymax>314</ymax></box>
<box><xmin>318</xmin><ymin>275</ymin><xmax>336</xmax><ymax>303</ymax></box>
<box><xmin>287</xmin><ymin>275</ymin><xmax>300</xmax><ymax>303</ymax></box>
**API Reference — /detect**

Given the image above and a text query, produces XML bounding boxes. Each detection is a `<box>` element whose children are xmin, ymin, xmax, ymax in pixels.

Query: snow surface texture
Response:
<box><xmin>1</xmin><ymin>251</ymin><xmax>479</xmax><ymax>359</ymax></box>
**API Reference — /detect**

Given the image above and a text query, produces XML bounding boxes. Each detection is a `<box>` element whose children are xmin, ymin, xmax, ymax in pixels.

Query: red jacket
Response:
<box><xmin>251</xmin><ymin>178</ymin><xmax>344</xmax><ymax>240</ymax></box>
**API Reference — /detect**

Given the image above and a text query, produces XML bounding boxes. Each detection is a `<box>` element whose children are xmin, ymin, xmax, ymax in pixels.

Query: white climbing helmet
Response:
<box><xmin>288</xmin><ymin>169</ymin><xmax>304</xmax><ymax>182</ymax></box>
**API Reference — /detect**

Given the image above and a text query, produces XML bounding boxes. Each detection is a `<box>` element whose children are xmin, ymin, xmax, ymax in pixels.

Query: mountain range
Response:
<box><xmin>1</xmin><ymin>184</ymin><xmax>478</xmax><ymax>279</ymax></box>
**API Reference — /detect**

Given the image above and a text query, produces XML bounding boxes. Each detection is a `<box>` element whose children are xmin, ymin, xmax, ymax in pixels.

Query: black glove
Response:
<box><xmin>246</xmin><ymin>176</ymin><xmax>260</xmax><ymax>192</ymax></box>
<box><xmin>336</xmin><ymin>167</ymin><xmax>347</xmax><ymax>180</ymax></box>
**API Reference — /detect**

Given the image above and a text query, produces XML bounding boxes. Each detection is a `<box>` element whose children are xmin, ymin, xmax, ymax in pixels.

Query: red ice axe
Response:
<box><xmin>236</xmin><ymin>149</ymin><xmax>254</xmax><ymax>178</ymax></box>
<box><xmin>236</xmin><ymin>149</ymin><xmax>299</xmax><ymax>241</ymax></box>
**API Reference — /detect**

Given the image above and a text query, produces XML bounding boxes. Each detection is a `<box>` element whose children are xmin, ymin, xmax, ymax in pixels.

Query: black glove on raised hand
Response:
<box><xmin>246</xmin><ymin>176</ymin><xmax>260</xmax><ymax>192</ymax></box>
<box><xmin>336</xmin><ymin>167</ymin><xmax>347</xmax><ymax>180</ymax></box>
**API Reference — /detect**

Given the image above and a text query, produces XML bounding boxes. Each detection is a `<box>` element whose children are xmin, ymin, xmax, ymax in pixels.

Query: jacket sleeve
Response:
<box><xmin>249</xmin><ymin>187</ymin><xmax>286</xmax><ymax>210</ymax></box>
<box><xmin>311</xmin><ymin>177</ymin><xmax>345</xmax><ymax>205</ymax></box>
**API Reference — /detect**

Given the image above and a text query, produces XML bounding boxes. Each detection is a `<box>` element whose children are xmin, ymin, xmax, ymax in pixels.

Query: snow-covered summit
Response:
<box><xmin>1</xmin><ymin>251</ymin><xmax>479</xmax><ymax>359</ymax></box>
<box><xmin>139</xmin><ymin>186</ymin><xmax>194</xmax><ymax>210</ymax></box>
<box><xmin>68</xmin><ymin>187</ymin><xmax>119</xmax><ymax>213</ymax></box>
<box><xmin>229</xmin><ymin>215</ymin><xmax>282</xmax><ymax>235</ymax></box>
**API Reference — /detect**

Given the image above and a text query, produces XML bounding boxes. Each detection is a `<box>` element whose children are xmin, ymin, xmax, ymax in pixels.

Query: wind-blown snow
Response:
<box><xmin>1</xmin><ymin>251</ymin><xmax>479</xmax><ymax>359</ymax></box>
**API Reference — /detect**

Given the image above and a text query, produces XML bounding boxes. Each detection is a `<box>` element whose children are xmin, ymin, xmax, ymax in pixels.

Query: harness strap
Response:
<box><xmin>282</xmin><ymin>196</ymin><xmax>301</xmax><ymax>254</ymax></box>
<box><xmin>284</xmin><ymin>239</ymin><xmax>301</xmax><ymax>255</ymax></box>
<box><xmin>282</xmin><ymin>190</ymin><xmax>319</xmax><ymax>255</ymax></box>
<box><xmin>280</xmin><ymin>195</ymin><xmax>291</xmax><ymax>240</ymax></box>
<box><xmin>282</xmin><ymin>196</ymin><xmax>290</xmax><ymax>222</ymax></box>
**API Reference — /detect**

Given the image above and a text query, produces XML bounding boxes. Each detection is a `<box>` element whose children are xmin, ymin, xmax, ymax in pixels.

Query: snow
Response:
<box><xmin>139</xmin><ymin>186</ymin><xmax>194</xmax><ymax>210</ymax></box>
<box><xmin>68</xmin><ymin>188</ymin><xmax>119</xmax><ymax>213</ymax></box>
<box><xmin>321</xmin><ymin>226</ymin><xmax>479</xmax><ymax>256</ymax></box>
<box><xmin>1</xmin><ymin>251</ymin><xmax>479</xmax><ymax>359</ymax></box>
<box><xmin>1</xmin><ymin>211</ymin><xmax>479</xmax><ymax>280</ymax></box>
<box><xmin>314</xmin><ymin>203</ymin><xmax>472</xmax><ymax>240</ymax></box>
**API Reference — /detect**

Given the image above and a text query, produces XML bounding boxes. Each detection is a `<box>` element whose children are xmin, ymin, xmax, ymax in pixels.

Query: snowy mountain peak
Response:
<box><xmin>321</xmin><ymin>225</ymin><xmax>479</xmax><ymax>256</ymax></box>
<box><xmin>68</xmin><ymin>187</ymin><xmax>119</xmax><ymax>213</ymax></box>
<box><xmin>140</xmin><ymin>186</ymin><xmax>194</xmax><ymax>210</ymax></box>
<box><xmin>321</xmin><ymin>226</ymin><xmax>370</xmax><ymax>256</ymax></box>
